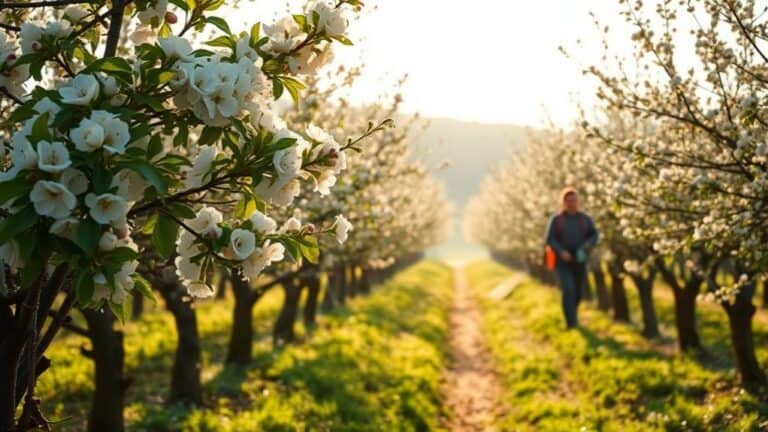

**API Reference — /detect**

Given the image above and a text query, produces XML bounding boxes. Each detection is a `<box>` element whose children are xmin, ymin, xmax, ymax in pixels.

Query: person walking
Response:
<box><xmin>544</xmin><ymin>187</ymin><xmax>599</xmax><ymax>328</ymax></box>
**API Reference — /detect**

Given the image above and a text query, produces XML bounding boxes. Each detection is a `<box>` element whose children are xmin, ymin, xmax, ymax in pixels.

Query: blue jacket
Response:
<box><xmin>545</xmin><ymin>211</ymin><xmax>599</xmax><ymax>256</ymax></box>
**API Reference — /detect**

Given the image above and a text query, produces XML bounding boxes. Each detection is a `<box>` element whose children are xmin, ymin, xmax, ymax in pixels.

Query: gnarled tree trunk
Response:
<box><xmin>336</xmin><ymin>265</ymin><xmax>348</xmax><ymax>305</ymax></box>
<box><xmin>609</xmin><ymin>262</ymin><xmax>630</xmax><ymax>322</ymax></box>
<box><xmin>346</xmin><ymin>266</ymin><xmax>358</xmax><ymax>298</ymax></box>
<box><xmin>321</xmin><ymin>271</ymin><xmax>337</xmax><ymax>313</ymax></box>
<box><xmin>156</xmin><ymin>277</ymin><xmax>202</xmax><ymax>405</ymax></box>
<box><xmin>722</xmin><ymin>280</ymin><xmax>766</xmax><ymax>387</ymax></box>
<box><xmin>630</xmin><ymin>271</ymin><xmax>660</xmax><ymax>338</ymax></box>
<box><xmin>359</xmin><ymin>267</ymin><xmax>371</xmax><ymax>295</ymax></box>
<box><xmin>303</xmin><ymin>275</ymin><xmax>321</xmax><ymax>328</ymax></box>
<box><xmin>591</xmin><ymin>261</ymin><xmax>611</xmax><ymax>311</ymax></box>
<box><xmin>656</xmin><ymin>259</ymin><xmax>702</xmax><ymax>352</ymax></box>
<box><xmin>81</xmin><ymin>309</ymin><xmax>127</xmax><ymax>432</ymax></box>
<box><xmin>227</xmin><ymin>274</ymin><xmax>254</xmax><ymax>365</ymax></box>
<box><xmin>273</xmin><ymin>277</ymin><xmax>303</xmax><ymax>345</ymax></box>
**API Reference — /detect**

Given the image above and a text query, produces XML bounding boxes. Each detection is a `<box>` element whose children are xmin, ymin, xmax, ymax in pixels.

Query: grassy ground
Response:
<box><xmin>37</xmin><ymin>261</ymin><xmax>454</xmax><ymax>431</ymax></box>
<box><xmin>465</xmin><ymin>261</ymin><xmax>768</xmax><ymax>432</ymax></box>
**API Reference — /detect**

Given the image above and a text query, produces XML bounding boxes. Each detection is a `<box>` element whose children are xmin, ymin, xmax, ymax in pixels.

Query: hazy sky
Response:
<box><xmin>230</xmin><ymin>1</ymin><xmax>634</xmax><ymax>127</ymax></box>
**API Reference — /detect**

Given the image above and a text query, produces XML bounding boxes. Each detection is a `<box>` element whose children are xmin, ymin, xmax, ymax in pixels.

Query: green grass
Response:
<box><xmin>465</xmin><ymin>261</ymin><xmax>768</xmax><ymax>432</ymax></box>
<box><xmin>38</xmin><ymin>261</ymin><xmax>454</xmax><ymax>431</ymax></box>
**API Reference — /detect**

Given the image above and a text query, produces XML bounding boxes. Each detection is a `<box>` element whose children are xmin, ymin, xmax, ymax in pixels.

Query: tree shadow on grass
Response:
<box><xmin>575</xmin><ymin>325</ymin><xmax>668</xmax><ymax>363</ymax></box>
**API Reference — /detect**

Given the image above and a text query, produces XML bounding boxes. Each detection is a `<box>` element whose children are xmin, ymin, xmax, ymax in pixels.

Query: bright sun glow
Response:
<box><xmin>227</xmin><ymin>0</ymin><xmax>635</xmax><ymax>126</ymax></box>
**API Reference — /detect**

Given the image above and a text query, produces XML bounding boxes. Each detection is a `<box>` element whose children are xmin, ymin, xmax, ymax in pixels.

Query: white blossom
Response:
<box><xmin>249</xmin><ymin>210</ymin><xmax>277</xmax><ymax>234</ymax></box>
<box><xmin>36</xmin><ymin>141</ymin><xmax>71</xmax><ymax>173</ymax></box>
<box><xmin>99</xmin><ymin>231</ymin><xmax>119</xmax><ymax>251</ymax></box>
<box><xmin>85</xmin><ymin>193</ymin><xmax>128</xmax><ymax>225</ymax></box>
<box><xmin>187</xmin><ymin>207</ymin><xmax>223</xmax><ymax>237</ymax></box>
<box><xmin>334</xmin><ymin>214</ymin><xmax>353</xmax><ymax>244</ymax></box>
<box><xmin>58</xmin><ymin>74</ymin><xmax>100</xmax><ymax>106</ymax></box>
<box><xmin>30</xmin><ymin>180</ymin><xmax>76</xmax><ymax>219</ymax></box>
<box><xmin>230</xmin><ymin>228</ymin><xmax>256</xmax><ymax>260</ymax></box>
<box><xmin>58</xmin><ymin>168</ymin><xmax>89</xmax><ymax>195</ymax></box>
<box><xmin>183</xmin><ymin>145</ymin><xmax>218</xmax><ymax>189</ymax></box>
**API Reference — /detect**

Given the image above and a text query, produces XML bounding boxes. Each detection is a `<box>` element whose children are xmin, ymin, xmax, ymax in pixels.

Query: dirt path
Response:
<box><xmin>443</xmin><ymin>268</ymin><xmax>504</xmax><ymax>431</ymax></box>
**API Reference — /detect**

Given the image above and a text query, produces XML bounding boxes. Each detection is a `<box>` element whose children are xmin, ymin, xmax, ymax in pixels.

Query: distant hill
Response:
<box><xmin>408</xmin><ymin>117</ymin><xmax>530</xmax><ymax>262</ymax></box>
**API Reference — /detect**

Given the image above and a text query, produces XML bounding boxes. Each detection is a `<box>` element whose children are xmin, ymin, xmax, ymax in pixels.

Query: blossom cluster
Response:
<box><xmin>0</xmin><ymin>0</ymin><xmax>363</xmax><ymax>310</ymax></box>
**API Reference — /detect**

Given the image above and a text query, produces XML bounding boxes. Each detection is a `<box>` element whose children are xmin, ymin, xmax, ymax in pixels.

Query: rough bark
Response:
<box><xmin>157</xmin><ymin>279</ymin><xmax>202</xmax><ymax>405</ymax></box>
<box><xmin>359</xmin><ymin>268</ymin><xmax>372</xmax><ymax>295</ymax></box>
<box><xmin>273</xmin><ymin>278</ymin><xmax>303</xmax><ymax>345</ymax></box>
<box><xmin>336</xmin><ymin>266</ymin><xmax>347</xmax><ymax>305</ymax></box>
<box><xmin>81</xmin><ymin>309</ymin><xmax>127</xmax><ymax>432</ymax></box>
<box><xmin>346</xmin><ymin>266</ymin><xmax>358</xmax><ymax>298</ymax></box>
<box><xmin>591</xmin><ymin>261</ymin><xmax>611</xmax><ymax>311</ymax></box>
<box><xmin>656</xmin><ymin>260</ymin><xmax>702</xmax><ymax>352</ymax></box>
<box><xmin>227</xmin><ymin>274</ymin><xmax>254</xmax><ymax>365</ymax></box>
<box><xmin>630</xmin><ymin>272</ymin><xmax>660</xmax><ymax>339</ymax></box>
<box><xmin>722</xmin><ymin>281</ymin><xmax>767</xmax><ymax>387</ymax></box>
<box><xmin>303</xmin><ymin>276</ymin><xmax>321</xmax><ymax>328</ymax></box>
<box><xmin>0</xmin><ymin>303</ymin><xmax>22</xmax><ymax>432</ymax></box>
<box><xmin>762</xmin><ymin>279</ymin><xmax>768</xmax><ymax>309</ymax></box>
<box><xmin>216</xmin><ymin>275</ymin><xmax>228</xmax><ymax>300</ymax></box>
<box><xmin>609</xmin><ymin>262</ymin><xmax>630</xmax><ymax>322</ymax></box>
<box><xmin>321</xmin><ymin>271</ymin><xmax>337</xmax><ymax>313</ymax></box>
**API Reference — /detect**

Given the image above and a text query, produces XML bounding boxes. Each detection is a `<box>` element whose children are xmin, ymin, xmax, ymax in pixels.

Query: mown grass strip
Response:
<box><xmin>465</xmin><ymin>261</ymin><xmax>768</xmax><ymax>431</ymax></box>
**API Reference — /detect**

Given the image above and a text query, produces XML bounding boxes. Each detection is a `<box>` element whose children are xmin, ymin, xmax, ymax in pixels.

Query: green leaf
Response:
<box><xmin>126</xmin><ymin>161</ymin><xmax>168</xmax><ymax>194</ymax></box>
<box><xmin>331</xmin><ymin>35</ymin><xmax>354</xmax><ymax>46</ymax></box>
<box><xmin>105</xmin><ymin>247</ymin><xmax>139</xmax><ymax>264</ymax></box>
<box><xmin>75</xmin><ymin>219</ymin><xmax>101</xmax><ymax>256</ymax></box>
<box><xmin>168</xmin><ymin>203</ymin><xmax>196</xmax><ymax>219</ymax></box>
<box><xmin>174</xmin><ymin>124</ymin><xmax>189</xmax><ymax>148</ymax></box>
<box><xmin>279</xmin><ymin>238</ymin><xmax>301</xmax><ymax>263</ymax></box>
<box><xmin>99</xmin><ymin>57</ymin><xmax>133</xmax><ymax>74</ymax></box>
<box><xmin>206</xmin><ymin>16</ymin><xmax>231</xmax><ymax>35</ymax></box>
<box><xmin>272</xmin><ymin>78</ymin><xmax>284</xmax><ymax>100</ymax></box>
<box><xmin>168</xmin><ymin>0</ymin><xmax>190</xmax><ymax>11</ymax></box>
<box><xmin>109</xmin><ymin>299</ymin><xmax>130</xmax><ymax>324</ymax></box>
<box><xmin>205</xmin><ymin>36</ymin><xmax>236</xmax><ymax>50</ymax></box>
<box><xmin>75</xmin><ymin>271</ymin><xmax>95</xmax><ymax>305</ymax></box>
<box><xmin>140</xmin><ymin>213</ymin><xmax>159</xmax><ymax>235</ymax></box>
<box><xmin>91</xmin><ymin>166</ymin><xmax>112</xmax><ymax>194</ymax></box>
<box><xmin>0</xmin><ymin>176</ymin><xmax>31</xmax><ymax>206</ymax></box>
<box><xmin>147</xmin><ymin>69</ymin><xmax>177</xmax><ymax>86</ymax></box>
<box><xmin>272</xmin><ymin>137</ymin><xmax>297</xmax><ymax>151</ymax></box>
<box><xmin>298</xmin><ymin>235</ymin><xmax>319</xmax><ymax>264</ymax></box>
<box><xmin>152</xmin><ymin>213</ymin><xmax>178</xmax><ymax>259</ymax></box>
<box><xmin>293</xmin><ymin>14</ymin><xmax>307</xmax><ymax>30</ymax></box>
<box><xmin>159</xmin><ymin>22</ymin><xmax>172</xmax><ymax>38</ymax></box>
<box><xmin>249</xmin><ymin>23</ymin><xmax>261</xmax><ymax>47</ymax></box>
<box><xmin>203</xmin><ymin>0</ymin><xmax>225</xmax><ymax>11</ymax></box>
<box><xmin>199</xmin><ymin>126</ymin><xmax>223</xmax><ymax>146</ymax></box>
<box><xmin>133</xmin><ymin>274</ymin><xmax>157</xmax><ymax>303</ymax></box>
<box><xmin>280</xmin><ymin>76</ymin><xmax>305</xmax><ymax>105</ymax></box>
<box><xmin>134</xmin><ymin>93</ymin><xmax>166</xmax><ymax>112</ymax></box>
<box><xmin>234</xmin><ymin>196</ymin><xmax>256</xmax><ymax>220</ymax></box>
<box><xmin>29</xmin><ymin>112</ymin><xmax>52</xmax><ymax>143</ymax></box>
<box><xmin>0</xmin><ymin>206</ymin><xmax>39</xmax><ymax>245</ymax></box>
<box><xmin>147</xmin><ymin>134</ymin><xmax>163</xmax><ymax>159</ymax></box>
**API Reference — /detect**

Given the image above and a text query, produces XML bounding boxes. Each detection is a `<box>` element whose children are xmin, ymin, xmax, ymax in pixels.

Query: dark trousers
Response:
<box><xmin>555</xmin><ymin>263</ymin><xmax>587</xmax><ymax>327</ymax></box>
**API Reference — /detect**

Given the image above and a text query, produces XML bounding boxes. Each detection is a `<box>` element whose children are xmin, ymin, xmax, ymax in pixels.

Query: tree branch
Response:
<box><xmin>103</xmin><ymin>0</ymin><xmax>125</xmax><ymax>58</ymax></box>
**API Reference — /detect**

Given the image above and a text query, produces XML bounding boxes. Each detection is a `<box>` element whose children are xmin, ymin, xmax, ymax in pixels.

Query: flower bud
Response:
<box><xmin>25</xmin><ymin>172</ymin><xmax>40</xmax><ymax>183</ymax></box>
<box><xmin>165</xmin><ymin>11</ymin><xmax>178</xmax><ymax>24</ymax></box>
